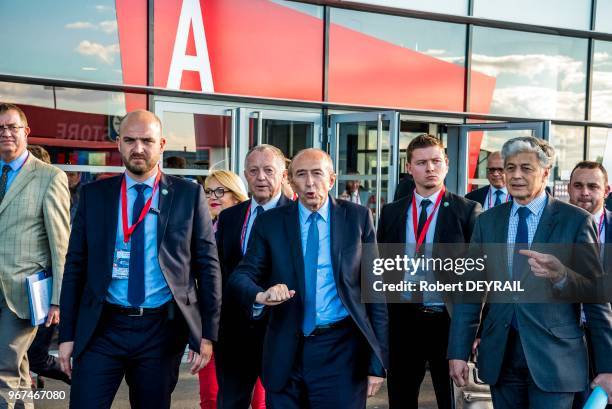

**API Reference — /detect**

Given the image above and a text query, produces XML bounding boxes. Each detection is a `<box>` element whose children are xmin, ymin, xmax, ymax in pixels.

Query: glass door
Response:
<box><xmin>240</xmin><ymin>107</ymin><xmax>322</xmax><ymax>164</ymax></box>
<box><xmin>329</xmin><ymin>111</ymin><xmax>399</xmax><ymax>226</ymax></box>
<box><xmin>154</xmin><ymin>100</ymin><xmax>238</xmax><ymax>180</ymax></box>
<box><xmin>447</xmin><ymin>121</ymin><xmax>550</xmax><ymax>196</ymax></box>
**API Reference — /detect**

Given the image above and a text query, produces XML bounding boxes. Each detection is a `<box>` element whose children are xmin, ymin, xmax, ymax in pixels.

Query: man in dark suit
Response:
<box><xmin>449</xmin><ymin>136</ymin><xmax>612</xmax><ymax>409</ymax></box>
<box><xmin>465</xmin><ymin>151</ymin><xmax>510</xmax><ymax>209</ymax></box>
<box><xmin>393</xmin><ymin>174</ymin><xmax>415</xmax><ymax>202</ymax></box>
<box><xmin>568</xmin><ymin>160</ymin><xmax>612</xmax><ymax>408</ymax></box>
<box><xmin>58</xmin><ymin>110</ymin><xmax>222</xmax><ymax>409</ymax></box>
<box><xmin>215</xmin><ymin>144</ymin><xmax>291</xmax><ymax>409</ymax></box>
<box><xmin>377</xmin><ymin>134</ymin><xmax>481</xmax><ymax>409</ymax></box>
<box><xmin>227</xmin><ymin>148</ymin><xmax>388</xmax><ymax>408</ymax></box>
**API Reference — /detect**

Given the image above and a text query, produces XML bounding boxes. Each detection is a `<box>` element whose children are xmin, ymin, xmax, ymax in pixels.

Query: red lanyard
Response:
<box><xmin>240</xmin><ymin>203</ymin><xmax>253</xmax><ymax>253</ymax></box>
<box><xmin>488</xmin><ymin>188</ymin><xmax>509</xmax><ymax>209</ymax></box>
<box><xmin>121</xmin><ymin>169</ymin><xmax>161</xmax><ymax>243</ymax></box>
<box><xmin>412</xmin><ymin>187</ymin><xmax>445</xmax><ymax>253</ymax></box>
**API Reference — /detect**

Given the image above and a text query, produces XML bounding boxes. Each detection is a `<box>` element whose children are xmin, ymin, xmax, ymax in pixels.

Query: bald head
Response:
<box><xmin>118</xmin><ymin>110</ymin><xmax>166</xmax><ymax>181</ymax></box>
<box><xmin>289</xmin><ymin>149</ymin><xmax>336</xmax><ymax>211</ymax></box>
<box><xmin>119</xmin><ymin>110</ymin><xmax>162</xmax><ymax>135</ymax></box>
<box><xmin>486</xmin><ymin>151</ymin><xmax>505</xmax><ymax>188</ymax></box>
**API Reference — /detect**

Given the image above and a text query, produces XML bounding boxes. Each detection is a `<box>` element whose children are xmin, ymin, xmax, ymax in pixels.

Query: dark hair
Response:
<box><xmin>0</xmin><ymin>103</ymin><xmax>28</xmax><ymax>127</ymax></box>
<box><xmin>570</xmin><ymin>160</ymin><xmax>608</xmax><ymax>186</ymax></box>
<box><xmin>405</xmin><ymin>134</ymin><xmax>445</xmax><ymax>163</ymax></box>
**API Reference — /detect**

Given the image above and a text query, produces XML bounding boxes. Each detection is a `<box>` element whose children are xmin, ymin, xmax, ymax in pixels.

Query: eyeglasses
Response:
<box><xmin>205</xmin><ymin>187</ymin><xmax>229</xmax><ymax>199</ymax></box>
<box><xmin>487</xmin><ymin>167</ymin><xmax>504</xmax><ymax>174</ymax></box>
<box><xmin>0</xmin><ymin>124</ymin><xmax>25</xmax><ymax>133</ymax></box>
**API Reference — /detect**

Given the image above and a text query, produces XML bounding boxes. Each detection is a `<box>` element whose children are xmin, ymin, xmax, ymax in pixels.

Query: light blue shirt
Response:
<box><xmin>484</xmin><ymin>186</ymin><xmax>509</xmax><ymax>210</ymax></box>
<box><xmin>507</xmin><ymin>189</ymin><xmax>548</xmax><ymax>270</ymax></box>
<box><xmin>298</xmin><ymin>198</ymin><xmax>349</xmax><ymax>326</ymax></box>
<box><xmin>106</xmin><ymin>171</ymin><xmax>172</xmax><ymax>308</ymax></box>
<box><xmin>0</xmin><ymin>149</ymin><xmax>29</xmax><ymax>192</ymax></box>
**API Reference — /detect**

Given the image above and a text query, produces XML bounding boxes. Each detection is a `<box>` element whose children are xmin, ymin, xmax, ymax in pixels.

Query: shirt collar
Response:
<box><xmin>0</xmin><ymin>149</ymin><xmax>29</xmax><ymax>171</ymax></box>
<box><xmin>298</xmin><ymin>195</ymin><xmax>330</xmax><ymax>223</ymax></box>
<box><xmin>491</xmin><ymin>185</ymin><xmax>508</xmax><ymax>195</ymax></box>
<box><xmin>251</xmin><ymin>191</ymin><xmax>282</xmax><ymax>212</ymax></box>
<box><xmin>125</xmin><ymin>169</ymin><xmax>158</xmax><ymax>191</ymax></box>
<box><xmin>414</xmin><ymin>187</ymin><xmax>443</xmax><ymax>209</ymax></box>
<box><xmin>592</xmin><ymin>208</ymin><xmax>604</xmax><ymax>224</ymax></box>
<box><xmin>511</xmin><ymin>189</ymin><xmax>547</xmax><ymax>218</ymax></box>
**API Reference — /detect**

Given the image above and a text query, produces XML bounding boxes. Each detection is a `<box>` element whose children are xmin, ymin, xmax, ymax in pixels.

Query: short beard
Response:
<box><xmin>122</xmin><ymin>153</ymin><xmax>156</xmax><ymax>175</ymax></box>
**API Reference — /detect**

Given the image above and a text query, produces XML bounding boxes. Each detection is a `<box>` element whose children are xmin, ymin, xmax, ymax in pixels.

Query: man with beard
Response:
<box><xmin>567</xmin><ymin>161</ymin><xmax>612</xmax><ymax>408</ymax></box>
<box><xmin>58</xmin><ymin>110</ymin><xmax>222</xmax><ymax>409</ymax></box>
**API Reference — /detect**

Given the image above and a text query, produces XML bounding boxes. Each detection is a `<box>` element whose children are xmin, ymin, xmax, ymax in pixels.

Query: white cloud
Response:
<box><xmin>95</xmin><ymin>5</ymin><xmax>112</xmax><ymax>12</ymax></box>
<box><xmin>422</xmin><ymin>49</ymin><xmax>447</xmax><ymax>56</ymax></box>
<box><xmin>75</xmin><ymin>41</ymin><xmax>120</xmax><ymax>64</ymax></box>
<box><xmin>99</xmin><ymin>20</ymin><xmax>118</xmax><ymax>34</ymax></box>
<box><xmin>65</xmin><ymin>20</ymin><xmax>117</xmax><ymax>34</ymax></box>
<box><xmin>65</xmin><ymin>21</ymin><xmax>96</xmax><ymax>30</ymax></box>
<box><xmin>489</xmin><ymin>86</ymin><xmax>585</xmax><ymax>120</ymax></box>
<box><xmin>471</xmin><ymin>53</ymin><xmax>586</xmax><ymax>90</ymax></box>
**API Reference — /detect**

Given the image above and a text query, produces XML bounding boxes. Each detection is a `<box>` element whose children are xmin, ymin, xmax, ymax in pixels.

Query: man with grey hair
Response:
<box><xmin>214</xmin><ymin>144</ymin><xmax>292</xmax><ymax>408</ymax></box>
<box><xmin>449</xmin><ymin>136</ymin><xmax>612</xmax><ymax>408</ymax></box>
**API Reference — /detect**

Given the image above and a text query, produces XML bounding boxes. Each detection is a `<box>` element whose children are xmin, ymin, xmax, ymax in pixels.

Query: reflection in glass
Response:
<box><xmin>596</xmin><ymin>0</ymin><xmax>612</xmax><ymax>33</ymax></box>
<box><xmin>335</xmin><ymin>0</ymin><xmax>468</xmax><ymax>15</ymax></box>
<box><xmin>0</xmin><ymin>1</ymin><xmax>139</xmax><ymax>85</ymax></box>
<box><xmin>473</xmin><ymin>0</ymin><xmax>591</xmax><ymax>30</ymax></box>
<box><xmin>163</xmin><ymin>112</ymin><xmax>231</xmax><ymax>171</ymax></box>
<box><xmin>0</xmin><ymin>82</ymin><xmax>133</xmax><ymax>167</ymax></box>
<box><xmin>329</xmin><ymin>8</ymin><xmax>466</xmax><ymax>110</ymax></box>
<box><xmin>336</xmin><ymin>120</ymin><xmax>391</xmax><ymax>219</ymax></box>
<box><xmin>588</xmin><ymin>128</ymin><xmax>612</xmax><ymax>171</ymax></box>
<box><xmin>250</xmin><ymin>119</ymin><xmax>313</xmax><ymax>159</ymax></box>
<box><xmin>467</xmin><ymin>129</ymin><xmax>533</xmax><ymax>190</ymax></box>
<box><xmin>470</xmin><ymin>27</ymin><xmax>588</xmax><ymax>120</ymax></box>
<box><xmin>591</xmin><ymin>41</ymin><xmax>612</xmax><ymax>122</ymax></box>
<box><xmin>550</xmin><ymin>125</ymin><xmax>584</xmax><ymax>182</ymax></box>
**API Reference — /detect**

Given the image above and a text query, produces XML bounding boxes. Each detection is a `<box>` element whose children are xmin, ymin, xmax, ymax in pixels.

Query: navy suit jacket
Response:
<box><xmin>59</xmin><ymin>174</ymin><xmax>222</xmax><ymax>358</ymax></box>
<box><xmin>448</xmin><ymin>196</ymin><xmax>612</xmax><ymax>392</ymax></box>
<box><xmin>226</xmin><ymin>197</ymin><xmax>389</xmax><ymax>392</ymax></box>
<box><xmin>215</xmin><ymin>195</ymin><xmax>291</xmax><ymax>359</ymax></box>
<box><xmin>465</xmin><ymin>185</ymin><xmax>490</xmax><ymax>207</ymax></box>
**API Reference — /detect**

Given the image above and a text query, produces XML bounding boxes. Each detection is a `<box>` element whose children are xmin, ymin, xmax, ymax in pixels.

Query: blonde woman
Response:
<box><xmin>203</xmin><ymin>170</ymin><xmax>248</xmax><ymax>232</ymax></box>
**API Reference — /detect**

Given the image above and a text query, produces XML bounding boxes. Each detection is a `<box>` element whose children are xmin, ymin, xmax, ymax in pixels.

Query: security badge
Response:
<box><xmin>112</xmin><ymin>243</ymin><xmax>131</xmax><ymax>280</ymax></box>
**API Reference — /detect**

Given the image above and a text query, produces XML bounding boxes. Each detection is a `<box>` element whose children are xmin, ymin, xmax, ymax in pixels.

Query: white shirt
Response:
<box><xmin>242</xmin><ymin>191</ymin><xmax>282</xmax><ymax>254</ymax></box>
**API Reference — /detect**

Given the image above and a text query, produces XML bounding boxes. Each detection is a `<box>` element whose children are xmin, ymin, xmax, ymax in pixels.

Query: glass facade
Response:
<box><xmin>1</xmin><ymin>0</ymin><xmax>610</xmax><ymax>200</ymax></box>
<box><xmin>328</xmin><ymin>8</ymin><xmax>467</xmax><ymax>110</ymax></box>
<box><xmin>592</xmin><ymin>41</ymin><xmax>612</xmax><ymax>122</ymax></box>
<box><xmin>470</xmin><ymin>27</ymin><xmax>588</xmax><ymax>120</ymax></box>
<box><xmin>473</xmin><ymin>0</ymin><xmax>592</xmax><ymax>30</ymax></box>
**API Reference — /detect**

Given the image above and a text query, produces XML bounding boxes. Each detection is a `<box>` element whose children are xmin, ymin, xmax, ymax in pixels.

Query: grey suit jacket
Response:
<box><xmin>0</xmin><ymin>154</ymin><xmax>71</xmax><ymax>318</ymax></box>
<box><xmin>448</xmin><ymin>195</ymin><xmax>612</xmax><ymax>392</ymax></box>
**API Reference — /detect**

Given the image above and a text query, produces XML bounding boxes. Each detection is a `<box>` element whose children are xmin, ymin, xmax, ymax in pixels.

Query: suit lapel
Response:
<box><xmin>329</xmin><ymin>197</ymin><xmax>344</xmax><ymax>288</ymax></box>
<box><xmin>284</xmin><ymin>203</ymin><xmax>305</xmax><ymax>301</ymax></box>
<box><xmin>0</xmin><ymin>155</ymin><xmax>36</xmax><ymax>216</ymax></box>
<box><xmin>433</xmin><ymin>190</ymin><xmax>452</xmax><ymax>243</ymax></box>
<box><xmin>532</xmin><ymin>195</ymin><xmax>557</xmax><ymax>245</ymax></box>
<box><xmin>157</xmin><ymin>173</ymin><xmax>174</xmax><ymax>250</ymax></box>
<box><xmin>104</xmin><ymin>176</ymin><xmax>122</xmax><ymax>283</ymax></box>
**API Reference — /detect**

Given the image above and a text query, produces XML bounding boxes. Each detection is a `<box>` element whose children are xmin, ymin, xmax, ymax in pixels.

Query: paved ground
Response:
<box><xmin>34</xmin><ymin>364</ymin><xmax>439</xmax><ymax>408</ymax></box>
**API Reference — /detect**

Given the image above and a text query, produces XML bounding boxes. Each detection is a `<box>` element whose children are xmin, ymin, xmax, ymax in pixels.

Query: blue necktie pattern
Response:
<box><xmin>511</xmin><ymin>206</ymin><xmax>531</xmax><ymax>328</ymax></box>
<box><xmin>128</xmin><ymin>184</ymin><xmax>147</xmax><ymax>307</ymax></box>
<box><xmin>494</xmin><ymin>190</ymin><xmax>503</xmax><ymax>206</ymax></box>
<box><xmin>0</xmin><ymin>165</ymin><xmax>10</xmax><ymax>204</ymax></box>
<box><xmin>302</xmin><ymin>212</ymin><xmax>319</xmax><ymax>335</ymax></box>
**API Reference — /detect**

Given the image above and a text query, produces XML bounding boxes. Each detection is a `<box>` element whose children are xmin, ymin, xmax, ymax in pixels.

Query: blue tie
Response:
<box><xmin>255</xmin><ymin>205</ymin><xmax>264</xmax><ymax>218</ymax></box>
<box><xmin>0</xmin><ymin>165</ymin><xmax>10</xmax><ymax>204</ymax></box>
<box><xmin>511</xmin><ymin>206</ymin><xmax>530</xmax><ymax>328</ymax></box>
<box><xmin>303</xmin><ymin>212</ymin><xmax>319</xmax><ymax>335</ymax></box>
<box><xmin>128</xmin><ymin>184</ymin><xmax>147</xmax><ymax>307</ymax></box>
<box><xmin>494</xmin><ymin>190</ymin><xmax>503</xmax><ymax>206</ymax></box>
